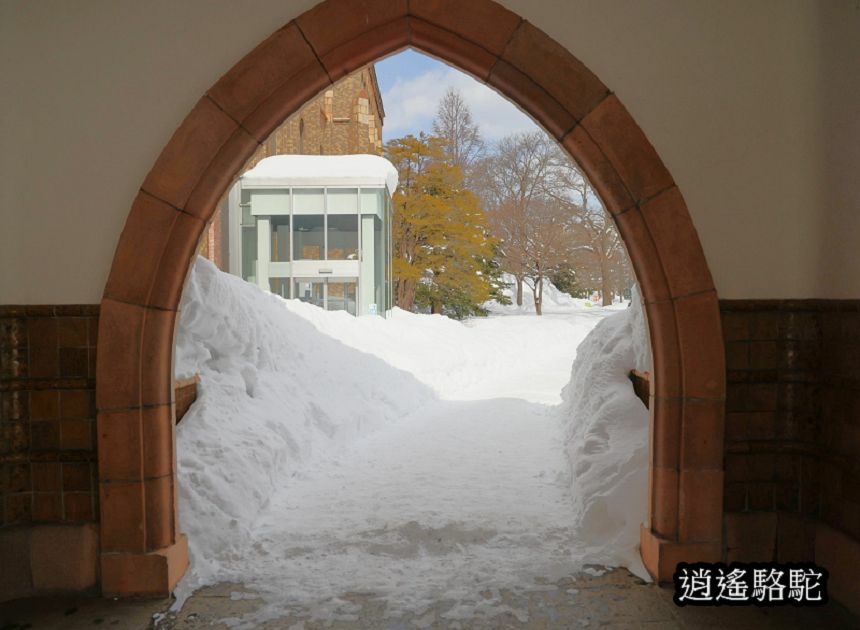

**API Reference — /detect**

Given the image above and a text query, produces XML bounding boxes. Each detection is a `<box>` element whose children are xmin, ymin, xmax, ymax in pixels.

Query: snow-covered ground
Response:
<box><xmin>484</xmin><ymin>273</ymin><xmax>627</xmax><ymax>317</ymax></box>
<box><xmin>172</xmin><ymin>258</ymin><xmax>650</xmax><ymax>625</ymax></box>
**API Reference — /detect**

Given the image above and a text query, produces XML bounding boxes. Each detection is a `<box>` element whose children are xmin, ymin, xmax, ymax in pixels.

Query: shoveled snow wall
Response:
<box><xmin>561</xmin><ymin>290</ymin><xmax>652</xmax><ymax>578</ymax></box>
<box><xmin>173</xmin><ymin>257</ymin><xmax>434</xmax><ymax>589</ymax></box>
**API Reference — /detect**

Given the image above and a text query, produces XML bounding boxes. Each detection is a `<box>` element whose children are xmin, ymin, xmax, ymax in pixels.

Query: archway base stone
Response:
<box><xmin>101</xmin><ymin>535</ymin><xmax>188</xmax><ymax>598</ymax></box>
<box><xmin>640</xmin><ymin>527</ymin><xmax>721</xmax><ymax>582</ymax></box>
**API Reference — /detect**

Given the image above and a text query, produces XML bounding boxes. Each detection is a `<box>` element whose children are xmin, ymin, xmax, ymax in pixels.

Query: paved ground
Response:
<box><xmin>2</xmin><ymin>569</ymin><xmax>857</xmax><ymax>629</ymax></box>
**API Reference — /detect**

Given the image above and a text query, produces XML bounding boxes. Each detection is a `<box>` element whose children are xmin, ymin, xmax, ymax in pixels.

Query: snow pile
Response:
<box><xmin>561</xmin><ymin>293</ymin><xmax>651</xmax><ymax>578</ymax></box>
<box><xmin>628</xmin><ymin>285</ymin><xmax>652</xmax><ymax>374</ymax></box>
<box><xmin>281</xmin><ymin>298</ymin><xmax>611</xmax><ymax>404</ymax></box>
<box><xmin>173</xmin><ymin>258</ymin><xmax>433</xmax><ymax>599</ymax></box>
<box><xmin>170</xmin><ymin>257</ymin><xmax>653</xmax><ymax>621</ymax></box>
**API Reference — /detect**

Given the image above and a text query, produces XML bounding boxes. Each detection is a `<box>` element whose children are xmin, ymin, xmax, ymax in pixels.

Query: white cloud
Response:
<box><xmin>381</xmin><ymin>67</ymin><xmax>540</xmax><ymax>142</ymax></box>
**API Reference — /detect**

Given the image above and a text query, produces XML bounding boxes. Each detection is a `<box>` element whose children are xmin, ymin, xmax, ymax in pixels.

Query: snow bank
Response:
<box><xmin>277</xmin><ymin>299</ymin><xmax>608</xmax><ymax>405</ymax></box>
<box><xmin>561</xmin><ymin>293</ymin><xmax>651</xmax><ymax>579</ymax></box>
<box><xmin>173</xmin><ymin>258</ymin><xmax>433</xmax><ymax>599</ymax></box>
<box><xmin>629</xmin><ymin>285</ymin><xmax>653</xmax><ymax>373</ymax></box>
<box><xmin>171</xmin><ymin>256</ymin><xmax>653</xmax><ymax>619</ymax></box>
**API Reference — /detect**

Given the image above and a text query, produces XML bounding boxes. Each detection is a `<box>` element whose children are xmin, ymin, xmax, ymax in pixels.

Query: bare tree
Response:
<box><xmin>479</xmin><ymin>132</ymin><xmax>559</xmax><ymax>308</ymax></box>
<box><xmin>520</xmin><ymin>198</ymin><xmax>574</xmax><ymax>315</ymax></box>
<box><xmin>478</xmin><ymin>131</ymin><xmax>633</xmax><ymax>309</ymax></box>
<box><xmin>549</xmin><ymin>161</ymin><xmax>632</xmax><ymax>306</ymax></box>
<box><xmin>486</xmin><ymin>198</ymin><xmax>530</xmax><ymax>305</ymax></box>
<box><xmin>433</xmin><ymin>88</ymin><xmax>484</xmax><ymax>179</ymax></box>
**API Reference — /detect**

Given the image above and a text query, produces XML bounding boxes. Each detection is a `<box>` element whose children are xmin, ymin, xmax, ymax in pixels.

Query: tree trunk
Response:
<box><xmin>431</xmin><ymin>300</ymin><xmax>443</xmax><ymax>315</ymax></box>
<box><xmin>397</xmin><ymin>278</ymin><xmax>416</xmax><ymax>312</ymax></box>
<box><xmin>534</xmin><ymin>274</ymin><xmax>543</xmax><ymax>316</ymax></box>
<box><xmin>600</xmin><ymin>259</ymin><xmax>613</xmax><ymax>306</ymax></box>
<box><xmin>515</xmin><ymin>275</ymin><xmax>524</xmax><ymax>306</ymax></box>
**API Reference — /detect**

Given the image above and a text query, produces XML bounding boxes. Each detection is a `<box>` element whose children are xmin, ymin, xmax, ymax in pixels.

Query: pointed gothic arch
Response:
<box><xmin>96</xmin><ymin>0</ymin><xmax>725</xmax><ymax>596</ymax></box>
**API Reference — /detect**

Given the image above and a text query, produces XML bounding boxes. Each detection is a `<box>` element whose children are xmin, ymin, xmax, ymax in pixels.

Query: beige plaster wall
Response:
<box><xmin>815</xmin><ymin>0</ymin><xmax>860</xmax><ymax>298</ymax></box>
<box><xmin>1</xmin><ymin>0</ymin><xmax>857</xmax><ymax>303</ymax></box>
<box><xmin>0</xmin><ymin>0</ymin><xmax>316</xmax><ymax>304</ymax></box>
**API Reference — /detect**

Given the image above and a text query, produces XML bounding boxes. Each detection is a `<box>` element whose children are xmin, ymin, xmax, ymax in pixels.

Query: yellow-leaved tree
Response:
<box><xmin>385</xmin><ymin>133</ymin><xmax>499</xmax><ymax>318</ymax></box>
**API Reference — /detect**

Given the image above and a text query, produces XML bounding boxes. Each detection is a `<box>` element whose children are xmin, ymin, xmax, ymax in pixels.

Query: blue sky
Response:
<box><xmin>374</xmin><ymin>49</ymin><xmax>539</xmax><ymax>143</ymax></box>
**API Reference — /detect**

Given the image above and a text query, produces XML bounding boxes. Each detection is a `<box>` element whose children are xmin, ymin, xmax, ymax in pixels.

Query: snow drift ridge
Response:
<box><xmin>561</xmin><ymin>291</ymin><xmax>651</xmax><ymax>578</ymax></box>
<box><xmin>174</xmin><ymin>258</ymin><xmax>434</xmax><ymax>594</ymax></box>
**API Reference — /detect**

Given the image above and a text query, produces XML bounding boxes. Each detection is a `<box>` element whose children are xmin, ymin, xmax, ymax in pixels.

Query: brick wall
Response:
<box><xmin>721</xmin><ymin>300</ymin><xmax>860</xmax><ymax>566</ymax></box>
<box><xmin>264</xmin><ymin>67</ymin><xmax>384</xmax><ymax>158</ymax></box>
<box><xmin>819</xmin><ymin>305</ymin><xmax>860</xmax><ymax>539</ymax></box>
<box><xmin>0</xmin><ymin>306</ymin><xmax>99</xmax><ymax>528</ymax></box>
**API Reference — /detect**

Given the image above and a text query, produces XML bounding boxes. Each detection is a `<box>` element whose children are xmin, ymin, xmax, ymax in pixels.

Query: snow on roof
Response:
<box><xmin>241</xmin><ymin>154</ymin><xmax>398</xmax><ymax>196</ymax></box>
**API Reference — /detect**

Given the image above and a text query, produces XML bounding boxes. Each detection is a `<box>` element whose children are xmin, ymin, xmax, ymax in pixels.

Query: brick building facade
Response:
<box><xmin>200</xmin><ymin>65</ymin><xmax>385</xmax><ymax>269</ymax></box>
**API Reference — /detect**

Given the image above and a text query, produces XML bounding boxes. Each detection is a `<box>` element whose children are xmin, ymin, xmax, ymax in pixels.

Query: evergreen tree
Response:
<box><xmin>386</xmin><ymin>133</ymin><xmax>497</xmax><ymax>319</ymax></box>
<box><xmin>550</xmin><ymin>266</ymin><xmax>586</xmax><ymax>298</ymax></box>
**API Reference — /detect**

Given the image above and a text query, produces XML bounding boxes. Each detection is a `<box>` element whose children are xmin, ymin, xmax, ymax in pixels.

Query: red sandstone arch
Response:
<box><xmin>96</xmin><ymin>0</ymin><xmax>725</xmax><ymax>597</ymax></box>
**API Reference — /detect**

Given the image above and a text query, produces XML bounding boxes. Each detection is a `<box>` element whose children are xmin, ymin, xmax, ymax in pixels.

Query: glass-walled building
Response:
<box><xmin>227</xmin><ymin>155</ymin><xmax>397</xmax><ymax>317</ymax></box>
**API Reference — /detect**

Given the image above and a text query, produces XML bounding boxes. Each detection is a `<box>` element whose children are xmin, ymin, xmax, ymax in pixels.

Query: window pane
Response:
<box><xmin>293</xmin><ymin>188</ymin><xmax>325</xmax><ymax>215</ymax></box>
<box><xmin>269</xmin><ymin>278</ymin><xmax>290</xmax><ymax>298</ymax></box>
<box><xmin>360</xmin><ymin>188</ymin><xmax>385</xmax><ymax>215</ymax></box>
<box><xmin>270</xmin><ymin>216</ymin><xmax>290</xmax><ymax>262</ymax></box>
<box><xmin>327</xmin><ymin>188</ymin><xmax>358</xmax><ymax>214</ymax></box>
<box><xmin>327</xmin><ymin>282</ymin><xmax>357</xmax><ymax>316</ymax></box>
<box><xmin>293</xmin><ymin>215</ymin><xmax>324</xmax><ymax>260</ymax></box>
<box><xmin>294</xmin><ymin>280</ymin><xmax>324</xmax><ymax>309</ymax></box>
<box><xmin>241</xmin><ymin>190</ymin><xmax>254</xmax><ymax>226</ymax></box>
<box><xmin>374</xmin><ymin>215</ymin><xmax>384</xmax><ymax>311</ymax></box>
<box><xmin>327</xmin><ymin>214</ymin><xmax>358</xmax><ymax>260</ymax></box>
<box><xmin>250</xmin><ymin>190</ymin><xmax>289</xmax><ymax>216</ymax></box>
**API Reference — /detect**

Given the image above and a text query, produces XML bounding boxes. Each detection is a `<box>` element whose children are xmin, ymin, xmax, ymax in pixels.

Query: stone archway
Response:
<box><xmin>96</xmin><ymin>0</ymin><xmax>725</xmax><ymax>596</ymax></box>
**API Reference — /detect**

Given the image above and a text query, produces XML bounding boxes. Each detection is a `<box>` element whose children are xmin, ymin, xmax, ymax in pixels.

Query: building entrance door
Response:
<box><xmin>292</xmin><ymin>277</ymin><xmax>357</xmax><ymax>315</ymax></box>
<box><xmin>326</xmin><ymin>279</ymin><xmax>357</xmax><ymax>315</ymax></box>
<box><xmin>294</xmin><ymin>278</ymin><xmax>325</xmax><ymax>309</ymax></box>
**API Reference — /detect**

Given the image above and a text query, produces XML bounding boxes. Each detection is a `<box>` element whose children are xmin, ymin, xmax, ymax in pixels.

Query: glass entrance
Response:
<box><xmin>327</xmin><ymin>280</ymin><xmax>357</xmax><ymax>315</ymax></box>
<box><xmin>292</xmin><ymin>278</ymin><xmax>357</xmax><ymax>314</ymax></box>
<box><xmin>294</xmin><ymin>279</ymin><xmax>324</xmax><ymax>309</ymax></box>
<box><xmin>232</xmin><ymin>177</ymin><xmax>393</xmax><ymax>317</ymax></box>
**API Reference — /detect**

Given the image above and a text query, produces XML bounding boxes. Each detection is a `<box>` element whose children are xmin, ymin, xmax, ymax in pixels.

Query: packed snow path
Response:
<box><xmin>172</xmin><ymin>259</ymin><xmax>648</xmax><ymax>624</ymax></box>
<box><xmin>247</xmin><ymin>398</ymin><xmax>578</xmax><ymax>616</ymax></box>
